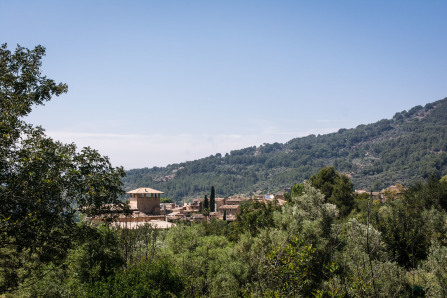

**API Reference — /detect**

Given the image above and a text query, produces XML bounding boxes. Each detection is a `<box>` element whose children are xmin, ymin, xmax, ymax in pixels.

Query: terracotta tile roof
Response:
<box><xmin>127</xmin><ymin>187</ymin><xmax>164</xmax><ymax>194</ymax></box>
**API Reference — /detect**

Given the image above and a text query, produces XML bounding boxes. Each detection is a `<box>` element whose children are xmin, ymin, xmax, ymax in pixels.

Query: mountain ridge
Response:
<box><xmin>123</xmin><ymin>97</ymin><xmax>447</xmax><ymax>201</ymax></box>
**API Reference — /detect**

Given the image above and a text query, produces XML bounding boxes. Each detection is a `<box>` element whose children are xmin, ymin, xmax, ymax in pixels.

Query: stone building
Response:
<box><xmin>128</xmin><ymin>187</ymin><xmax>164</xmax><ymax>215</ymax></box>
<box><xmin>89</xmin><ymin>187</ymin><xmax>176</xmax><ymax>229</ymax></box>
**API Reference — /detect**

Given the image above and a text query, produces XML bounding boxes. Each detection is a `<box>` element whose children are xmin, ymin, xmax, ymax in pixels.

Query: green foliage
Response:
<box><xmin>377</xmin><ymin>182</ymin><xmax>447</xmax><ymax>268</ymax></box>
<box><xmin>330</xmin><ymin>219</ymin><xmax>407</xmax><ymax>296</ymax></box>
<box><xmin>231</xmin><ymin>199</ymin><xmax>280</xmax><ymax>239</ymax></box>
<box><xmin>405</xmin><ymin>175</ymin><xmax>447</xmax><ymax>211</ymax></box>
<box><xmin>164</xmin><ymin>224</ymin><xmax>238</xmax><ymax>296</ymax></box>
<box><xmin>210</xmin><ymin>186</ymin><xmax>216</xmax><ymax>212</ymax></box>
<box><xmin>284</xmin><ymin>183</ymin><xmax>304</xmax><ymax>201</ymax></box>
<box><xmin>160</xmin><ymin>197</ymin><xmax>172</xmax><ymax>203</ymax></box>
<box><xmin>203</xmin><ymin>194</ymin><xmax>209</xmax><ymax>210</ymax></box>
<box><xmin>260</xmin><ymin>236</ymin><xmax>316</xmax><ymax>296</ymax></box>
<box><xmin>9</xmin><ymin>170</ymin><xmax>447</xmax><ymax>296</ymax></box>
<box><xmin>13</xmin><ymin>262</ymin><xmax>69</xmax><ymax>297</ymax></box>
<box><xmin>309</xmin><ymin>166</ymin><xmax>354</xmax><ymax>216</ymax></box>
<box><xmin>351</xmin><ymin>191</ymin><xmax>371</xmax><ymax>217</ymax></box>
<box><xmin>66</xmin><ymin>225</ymin><xmax>124</xmax><ymax>287</ymax></box>
<box><xmin>291</xmin><ymin>183</ymin><xmax>305</xmax><ymax>197</ymax></box>
<box><xmin>420</xmin><ymin>241</ymin><xmax>447</xmax><ymax>297</ymax></box>
<box><xmin>203</xmin><ymin>195</ymin><xmax>209</xmax><ymax>216</ymax></box>
<box><xmin>0</xmin><ymin>44</ymin><xmax>127</xmax><ymax>293</ymax></box>
<box><xmin>201</xmin><ymin>218</ymin><xmax>229</xmax><ymax>237</ymax></box>
<box><xmin>309</xmin><ymin>166</ymin><xmax>341</xmax><ymax>198</ymax></box>
<box><xmin>236</xmin><ymin>184</ymin><xmax>340</xmax><ymax>296</ymax></box>
<box><xmin>86</xmin><ymin>257</ymin><xmax>184</xmax><ymax>297</ymax></box>
<box><xmin>0</xmin><ymin>43</ymin><xmax>67</xmax><ymax>120</ymax></box>
<box><xmin>274</xmin><ymin>182</ymin><xmax>338</xmax><ymax>240</ymax></box>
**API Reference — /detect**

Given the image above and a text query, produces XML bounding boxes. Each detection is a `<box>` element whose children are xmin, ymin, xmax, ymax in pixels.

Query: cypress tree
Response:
<box><xmin>210</xmin><ymin>186</ymin><xmax>216</xmax><ymax>212</ymax></box>
<box><xmin>203</xmin><ymin>195</ymin><xmax>209</xmax><ymax>211</ymax></box>
<box><xmin>223</xmin><ymin>210</ymin><xmax>227</xmax><ymax>221</ymax></box>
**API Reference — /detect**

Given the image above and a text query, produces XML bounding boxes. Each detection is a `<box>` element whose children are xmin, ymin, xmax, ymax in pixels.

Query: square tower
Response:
<box><xmin>127</xmin><ymin>187</ymin><xmax>164</xmax><ymax>215</ymax></box>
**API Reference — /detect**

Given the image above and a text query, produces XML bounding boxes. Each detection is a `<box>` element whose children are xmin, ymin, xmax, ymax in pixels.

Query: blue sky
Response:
<box><xmin>1</xmin><ymin>1</ymin><xmax>446</xmax><ymax>169</ymax></box>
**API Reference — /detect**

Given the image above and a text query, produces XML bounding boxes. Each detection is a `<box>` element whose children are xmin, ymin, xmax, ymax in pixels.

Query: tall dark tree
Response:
<box><xmin>210</xmin><ymin>186</ymin><xmax>216</xmax><ymax>212</ymax></box>
<box><xmin>309</xmin><ymin>166</ymin><xmax>354</xmax><ymax>216</ymax></box>
<box><xmin>203</xmin><ymin>195</ymin><xmax>209</xmax><ymax>211</ymax></box>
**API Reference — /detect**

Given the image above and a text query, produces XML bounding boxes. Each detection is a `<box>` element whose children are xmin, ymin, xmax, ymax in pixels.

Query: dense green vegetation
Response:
<box><xmin>124</xmin><ymin>98</ymin><xmax>447</xmax><ymax>201</ymax></box>
<box><xmin>0</xmin><ymin>44</ymin><xmax>127</xmax><ymax>293</ymax></box>
<box><xmin>7</xmin><ymin>172</ymin><xmax>447</xmax><ymax>297</ymax></box>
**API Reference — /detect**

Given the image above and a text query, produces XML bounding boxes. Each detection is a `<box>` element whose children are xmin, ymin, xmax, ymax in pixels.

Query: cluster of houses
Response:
<box><xmin>99</xmin><ymin>184</ymin><xmax>403</xmax><ymax>229</ymax></box>
<box><xmin>108</xmin><ymin>187</ymin><xmax>286</xmax><ymax>229</ymax></box>
<box><xmin>162</xmin><ymin>193</ymin><xmax>286</xmax><ymax>222</ymax></box>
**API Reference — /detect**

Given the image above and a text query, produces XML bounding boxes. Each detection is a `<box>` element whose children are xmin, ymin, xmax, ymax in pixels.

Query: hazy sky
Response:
<box><xmin>1</xmin><ymin>1</ymin><xmax>446</xmax><ymax>169</ymax></box>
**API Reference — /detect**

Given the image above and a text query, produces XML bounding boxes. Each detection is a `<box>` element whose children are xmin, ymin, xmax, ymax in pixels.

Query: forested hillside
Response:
<box><xmin>123</xmin><ymin>98</ymin><xmax>447</xmax><ymax>201</ymax></box>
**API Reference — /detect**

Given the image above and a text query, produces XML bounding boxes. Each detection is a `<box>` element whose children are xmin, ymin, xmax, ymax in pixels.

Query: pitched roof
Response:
<box><xmin>126</xmin><ymin>188</ymin><xmax>164</xmax><ymax>194</ymax></box>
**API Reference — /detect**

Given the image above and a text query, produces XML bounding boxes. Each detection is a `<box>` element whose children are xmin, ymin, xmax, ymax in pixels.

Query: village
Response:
<box><xmin>106</xmin><ymin>187</ymin><xmax>287</xmax><ymax>229</ymax></box>
<box><xmin>105</xmin><ymin>184</ymin><xmax>405</xmax><ymax>229</ymax></box>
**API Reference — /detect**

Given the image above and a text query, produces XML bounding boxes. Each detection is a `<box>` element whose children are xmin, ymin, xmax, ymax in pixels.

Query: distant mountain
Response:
<box><xmin>123</xmin><ymin>97</ymin><xmax>447</xmax><ymax>201</ymax></box>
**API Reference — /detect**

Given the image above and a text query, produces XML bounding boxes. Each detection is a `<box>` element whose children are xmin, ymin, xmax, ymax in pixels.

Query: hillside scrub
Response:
<box><xmin>123</xmin><ymin>97</ymin><xmax>447</xmax><ymax>201</ymax></box>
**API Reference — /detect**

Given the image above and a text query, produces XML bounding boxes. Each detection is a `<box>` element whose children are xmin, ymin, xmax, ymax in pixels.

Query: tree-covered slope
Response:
<box><xmin>123</xmin><ymin>97</ymin><xmax>447</xmax><ymax>201</ymax></box>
